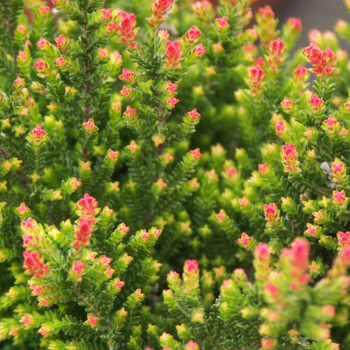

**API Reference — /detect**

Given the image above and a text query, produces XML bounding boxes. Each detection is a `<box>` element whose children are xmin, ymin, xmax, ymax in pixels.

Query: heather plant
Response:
<box><xmin>2</xmin><ymin>0</ymin><xmax>350</xmax><ymax>349</ymax></box>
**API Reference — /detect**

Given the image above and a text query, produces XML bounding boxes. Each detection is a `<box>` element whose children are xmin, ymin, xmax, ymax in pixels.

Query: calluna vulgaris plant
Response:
<box><xmin>3</xmin><ymin>0</ymin><xmax>350</xmax><ymax>348</ymax></box>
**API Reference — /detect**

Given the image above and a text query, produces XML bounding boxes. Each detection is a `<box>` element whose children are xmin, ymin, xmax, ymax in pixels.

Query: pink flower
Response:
<box><xmin>16</xmin><ymin>203</ymin><xmax>30</xmax><ymax>217</ymax></box>
<box><xmin>69</xmin><ymin>261</ymin><xmax>86</xmax><ymax>282</ymax></box>
<box><xmin>332</xmin><ymin>190</ymin><xmax>347</xmax><ymax>207</ymax></box>
<box><xmin>331</xmin><ymin>158</ymin><xmax>346</xmax><ymax>182</ymax></box>
<box><xmin>322</xmin><ymin>115</ymin><xmax>339</xmax><ymax>133</ymax></box>
<box><xmin>264</xmin><ymin>203</ymin><xmax>279</xmax><ymax>224</ymax></box>
<box><xmin>76</xmin><ymin>193</ymin><xmax>99</xmax><ymax>218</ymax></box>
<box><xmin>191</xmin><ymin>43</ymin><xmax>206</xmax><ymax>59</ymax></box>
<box><xmin>123</xmin><ymin>105</ymin><xmax>137</xmax><ymax>120</ymax></box>
<box><xmin>34</xmin><ymin>58</ymin><xmax>50</xmax><ymax>76</ymax></box>
<box><xmin>106</xmin><ymin>149</ymin><xmax>119</xmax><ymax>163</ymax></box>
<box><xmin>85</xmin><ymin>314</ymin><xmax>99</xmax><ymax>329</ymax></box>
<box><xmin>117</xmin><ymin>11</ymin><xmax>137</xmax><ymax>47</ymax></box>
<box><xmin>258</xmin><ymin>163</ymin><xmax>270</xmax><ymax>175</ymax></box>
<box><xmin>164</xmin><ymin>81</ymin><xmax>178</xmax><ymax>95</ymax></box>
<box><xmin>73</xmin><ymin>217</ymin><xmax>95</xmax><ymax>249</ymax></box>
<box><xmin>274</xmin><ymin>120</ymin><xmax>288</xmax><ymax>136</ymax></box>
<box><xmin>293</xmin><ymin>64</ymin><xmax>309</xmax><ymax>84</ymax></box>
<box><xmin>337</xmin><ymin>231</ymin><xmax>350</xmax><ymax>248</ymax></box>
<box><xmin>55</xmin><ymin>56</ymin><xmax>69</xmax><ymax>71</ymax></box>
<box><xmin>20</xmin><ymin>314</ymin><xmax>35</xmax><ymax>329</ymax></box>
<box><xmin>36</xmin><ymin>37</ymin><xmax>50</xmax><ymax>51</ymax></box>
<box><xmin>165</xmin><ymin>41</ymin><xmax>182</xmax><ymax>69</ymax></box>
<box><xmin>151</xmin><ymin>0</ymin><xmax>173</xmax><ymax>16</ymax></box>
<box><xmin>281</xmin><ymin>144</ymin><xmax>300</xmax><ymax>173</ymax></box>
<box><xmin>127</xmin><ymin>140</ymin><xmax>140</xmax><ymax>154</ymax></box>
<box><xmin>97</xmin><ymin>48</ymin><xmax>110</xmax><ymax>60</ymax></box>
<box><xmin>82</xmin><ymin>119</ymin><xmax>98</xmax><ymax>134</ymax></box>
<box><xmin>268</xmin><ymin>38</ymin><xmax>286</xmax><ymax>57</ymax></box>
<box><xmin>247</xmin><ymin>65</ymin><xmax>265</xmax><ymax>93</ymax></box>
<box><xmin>215</xmin><ymin>209</ymin><xmax>228</xmax><ymax>223</ymax></box>
<box><xmin>23</xmin><ymin>251</ymin><xmax>49</xmax><ymax>279</ymax></box>
<box><xmin>254</xmin><ymin>244</ymin><xmax>270</xmax><ymax>263</ymax></box>
<box><xmin>189</xmin><ymin>148</ymin><xmax>202</xmax><ymax>160</ymax></box>
<box><xmin>184</xmin><ymin>340</ymin><xmax>199</xmax><ymax>350</ymax></box>
<box><xmin>237</xmin><ymin>232</ymin><xmax>252</xmax><ymax>248</ymax></box>
<box><xmin>28</xmin><ymin>125</ymin><xmax>49</xmax><ymax>146</ymax></box>
<box><xmin>286</xmin><ymin>17</ymin><xmax>302</xmax><ymax>34</ymax></box>
<box><xmin>184</xmin><ymin>26</ymin><xmax>201</xmax><ymax>45</ymax></box>
<box><xmin>165</xmin><ymin>96</ymin><xmax>179</xmax><ymax>109</ymax></box>
<box><xmin>38</xmin><ymin>4</ymin><xmax>50</xmax><ymax>16</ymax></box>
<box><xmin>17</xmin><ymin>50</ymin><xmax>30</xmax><ymax>64</ymax></box>
<box><xmin>119</xmin><ymin>68</ymin><xmax>136</xmax><ymax>83</ymax></box>
<box><xmin>120</xmin><ymin>85</ymin><xmax>132</xmax><ymax>99</ymax></box>
<box><xmin>55</xmin><ymin>35</ymin><xmax>70</xmax><ymax>52</ymax></box>
<box><xmin>215</xmin><ymin>16</ymin><xmax>230</xmax><ymax>32</ymax></box>
<box><xmin>303</xmin><ymin>42</ymin><xmax>325</xmax><ymax>66</ymax></box>
<box><xmin>184</xmin><ymin>259</ymin><xmax>199</xmax><ymax>274</ymax></box>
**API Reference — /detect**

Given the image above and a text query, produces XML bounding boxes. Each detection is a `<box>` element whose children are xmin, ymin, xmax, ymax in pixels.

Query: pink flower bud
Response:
<box><xmin>127</xmin><ymin>140</ymin><xmax>140</xmax><ymax>154</ymax></box>
<box><xmin>16</xmin><ymin>202</ymin><xmax>30</xmax><ymax>218</ymax></box>
<box><xmin>215</xmin><ymin>209</ymin><xmax>228</xmax><ymax>223</ymax></box>
<box><xmin>247</xmin><ymin>65</ymin><xmax>265</xmax><ymax>93</ymax></box>
<box><xmin>332</xmin><ymin>190</ymin><xmax>347</xmax><ymax>207</ymax></box>
<box><xmin>184</xmin><ymin>340</ymin><xmax>199</xmax><ymax>350</ymax></box>
<box><xmin>120</xmin><ymin>85</ymin><xmax>132</xmax><ymax>99</ymax></box>
<box><xmin>76</xmin><ymin>194</ymin><xmax>99</xmax><ymax>218</ymax></box>
<box><xmin>337</xmin><ymin>231</ymin><xmax>350</xmax><ymax>248</ymax></box>
<box><xmin>165</xmin><ymin>96</ymin><xmax>179</xmax><ymax>109</ymax></box>
<box><xmin>254</xmin><ymin>243</ymin><xmax>270</xmax><ymax>263</ymax></box>
<box><xmin>151</xmin><ymin>0</ymin><xmax>173</xmax><ymax>16</ymax></box>
<box><xmin>27</xmin><ymin>125</ymin><xmax>49</xmax><ymax>146</ymax></box>
<box><xmin>165</xmin><ymin>41</ymin><xmax>182</xmax><ymax>69</ymax></box>
<box><xmin>191</xmin><ymin>43</ymin><xmax>206</xmax><ymax>59</ymax></box>
<box><xmin>17</xmin><ymin>50</ymin><xmax>30</xmax><ymax>64</ymax></box>
<box><xmin>38</xmin><ymin>4</ymin><xmax>50</xmax><ymax>17</ymax></box>
<box><xmin>286</xmin><ymin>17</ymin><xmax>302</xmax><ymax>34</ymax></box>
<box><xmin>97</xmin><ymin>47</ymin><xmax>110</xmax><ymax>61</ymax></box>
<box><xmin>117</xmin><ymin>11</ymin><xmax>138</xmax><ymax>47</ymax></box>
<box><xmin>322</xmin><ymin>115</ymin><xmax>340</xmax><ymax>133</ymax></box>
<box><xmin>293</xmin><ymin>64</ymin><xmax>309</xmax><ymax>84</ymax></box>
<box><xmin>332</xmin><ymin>158</ymin><xmax>346</xmax><ymax>182</ymax></box>
<box><xmin>264</xmin><ymin>203</ymin><xmax>279</xmax><ymax>225</ymax></box>
<box><xmin>34</xmin><ymin>58</ymin><xmax>50</xmax><ymax>77</ymax></box>
<box><xmin>189</xmin><ymin>148</ymin><xmax>202</xmax><ymax>160</ymax></box>
<box><xmin>304</xmin><ymin>223</ymin><xmax>320</xmax><ymax>238</ymax></box>
<box><xmin>69</xmin><ymin>261</ymin><xmax>86</xmax><ymax>282</ymax></box>
<box><xmin>55</xmin><ymin>56</ymin><xmax>69</xmax><ymax>71</ymax></box>
<box><xmin>280</xmin><ymin>97</ymin><xmax>295</xmax><ymax>113</ymax></box>
<box><xmin>73</xmin><ymin>217</ymin><xmax>95</xmax><ymax>249</ymax></box>
<box><xmin>274</xmin><ymin>119</ymin><xmax>288</xmax><ymax>136</ymax></box>
<box><xmin>184</xmin><ymin>26</ymin><xmax>201</xmax><ymax>45</ymax></box>
<box><xmin>85</xmin><ymin>314</ymin><xmax>99</xmax><ymax>329</ymax></box>
<box><xmin>281</xmin><ymin>144</ymin><xmax>300</xmax><ymax>173</ymax></box>
<box><xmin>82</xmin><ymin>119</ymin><xmax>98</xmax><ymax>135</ymax></box>
<box><xmin>119</xmin><ymin>68</ymin><xmax>136</xmax><ymax>84</ymax></box>
<box><xmin>36</xmin><ymin>37</ymin><xmax>50</xmax><ymax>51</ymax></box>
<box><xmin>106</xmin><ymin>149</ymin><xmax>119</xmax><ymax>163</ymax></box>
<box><xmin>23</xmin><ymin>251</ymin><xmax>49</xmax><ymax>279</ymax></box>
<box><xmin>258</xmin><ymin>163</ymin><xmax>270</xmax><ymax>175</ymax></box>
<box><xmin>215</xmin><ymin>16</ymin><xmax>230</xmax><ymax>33</ymax></box>
<box><xmin>13</xmin><ymin>77</ymin><xmax>25</xmax><ymax>91</ymax></box>
<box><xmin>268</xmin><ymin>38</ymin><xmax>286</xmax><ymax>57</ymax></box>
<box><xmin>164</xmin><ymin>81</ymin><xmax>178</xmax><ymax>95</ymax></box>
<box><xmin>237</xmin><ymin>232</ymin><xmax>252</xmax><ymax>249</ymax></box>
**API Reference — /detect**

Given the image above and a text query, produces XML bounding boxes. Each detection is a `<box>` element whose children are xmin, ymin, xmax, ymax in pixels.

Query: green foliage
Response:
<box><xmin>2</xmin><ymin>0</ymin><xmax>350</xmax><ymax>349</ymax></box>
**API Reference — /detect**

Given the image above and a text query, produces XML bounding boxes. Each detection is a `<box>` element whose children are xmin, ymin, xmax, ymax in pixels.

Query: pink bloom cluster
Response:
<box><xmin>303</xmin><ymin>41</ymin><xmax>336</xmax><ymax>79</ymax></box>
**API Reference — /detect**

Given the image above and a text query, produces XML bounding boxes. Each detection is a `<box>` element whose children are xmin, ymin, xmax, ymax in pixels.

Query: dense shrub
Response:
<box><xmin>2</xmin><ymin>0</ymin><xmax>350</xmax><ymax>349</ymax></box>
